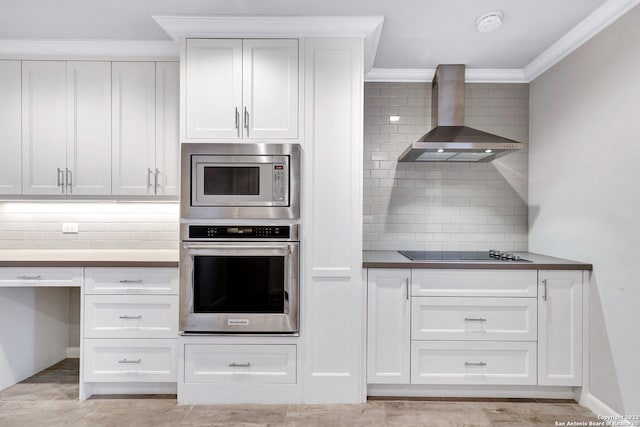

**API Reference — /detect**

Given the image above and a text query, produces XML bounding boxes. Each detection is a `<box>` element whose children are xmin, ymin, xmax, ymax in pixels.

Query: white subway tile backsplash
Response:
<box><xmin>364</xmin><ymin>82</ymin><xmax>528</xmax><ymax>250</ymax></box>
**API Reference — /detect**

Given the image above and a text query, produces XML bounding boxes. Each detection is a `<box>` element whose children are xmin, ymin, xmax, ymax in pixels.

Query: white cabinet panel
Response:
<box><xmin>184</xmin><ymin>344</ymin><xmax>296</xmax><ymax>384</ymax></box>
<box><xmin>185</xmin><ymin>39</ymin><xmax>242</xmax><ymax>139</ymax></box>
<box><xmin>243</xmin><ymin>39</ymin><xmax>298</xmax><ymax>139</ymax></box>
<box><xmin>22</xmin><ymin>61</ymin><xmax>68</xmax><ymax>195</ymax></box>
<box><xmin>84</xmin><ymin>267</ymin><xmax>178</xmax><ymax>295</ymax></box>
<box><xmin>0</xmin><ymin>60</ymin><xmax>22</xmax><ymax>194</ymax></box>
<box><xmin>67</xmin><ymin>61</ymin><xmax>111</xmax><ymax>195</ymax></box>
<box><xmin>0</xmin><ymin>267</ymin><xmax>83</xmax><ymax>287</ymax></box>
<box><xmin>83</xmin><ymin>339</ymin><xmax>177</xmax><ymax>382</ymax></box>
<box><xmin>155</xmin><ymin>62</ymin><xmax>180</xmax><ymax>196</ymax></box>
<box><xmin>111</xmin><ymin>62</ymin><xmax>156</xmax><ymax>195</ymax></box>
<box><xmin>411</xmin><ymin>297</ymin><xmax>537</xmax><ymax>341</ymax></box>
<box><xmin>367</xmin><ymin>269</ymin><xmax>410</xmax><ymax>384</ymax></box>
<box><xmin>538</xmin><ymin>270</ymin><xmax>583</xmax><ymax>386</ymax></box>
<box><xmin>411</xmin><ymin>341</ymin><xmax>537</xmax><ymax>385</ymax></box>
<box><xmin>412</xmin><ymin>269</ymin><xmax>538</xmax><ymax>298</ymax></box>
<box><xmin>84</xmin><ymin>295</ymin><xmax>178</xmax><ymax>338</ymax></box>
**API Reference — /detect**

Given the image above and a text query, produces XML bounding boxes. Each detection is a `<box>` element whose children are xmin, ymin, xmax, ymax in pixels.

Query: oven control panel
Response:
<box><xmin>188</xmin><ymin>225</ymin><xmax>291</xmax><ymax>239</ymax></box>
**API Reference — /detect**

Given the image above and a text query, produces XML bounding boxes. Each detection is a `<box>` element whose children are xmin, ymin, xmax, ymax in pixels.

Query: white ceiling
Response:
<box><xmin>0</xmin><ymin>0</ymin><xmax>623</xmax><ymax>70</ymax></box>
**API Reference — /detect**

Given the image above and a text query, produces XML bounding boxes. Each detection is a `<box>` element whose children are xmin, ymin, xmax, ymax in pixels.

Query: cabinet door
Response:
<box><xmin>0</xmin><ymin>61</ymin><xmax>22</xmax><ymax>194</ymax></box>
<box><xmin>184</xmin><ymin>39</ymin><xmax>242</xmax><ymax>139</ymax></box>
<box><xmin>367</xmin><ymin>269</ymin><xmax>410</xmax><ymax>384</ymax></box>
<box><xmin>67</xmin><ymin>61</ymin><xmax>111</xmax><ymax>195</ymax></box>
<box><xmin>155</xmin><ymin>62</ymin><xmax>180</xmax><ymax>196</ymax></box>
<box><xmin>242</xmin><ymin>39</ymin><xmax>298</xmax><ymax>139</ymax></box>
<box><xmin>22</xmin><ymin>61</ymin><xmax>68</xmax><ymax>195</ymax></box>
<box><xmin>538</xmin><ymin>270</ymin><xmax>583</xmax><ymax>386</ymax></box>
<box><xmin>112</xmin><ymin>62</ymin><xmax>156</xmax><ymax>195</ymax></box>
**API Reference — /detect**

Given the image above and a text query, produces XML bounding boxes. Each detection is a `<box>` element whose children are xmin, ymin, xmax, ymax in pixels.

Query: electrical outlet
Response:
<box><xmin>62</xmin><ymin>223</ymin><xmax>79</xmax><ymax>234</ymax></box>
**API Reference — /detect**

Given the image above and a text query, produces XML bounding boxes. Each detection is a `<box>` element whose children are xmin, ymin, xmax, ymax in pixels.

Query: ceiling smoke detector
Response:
<box><xmin>477</xmin><ymin>11</ymin><xmax>503</xmax><ymax>32</ymax></box>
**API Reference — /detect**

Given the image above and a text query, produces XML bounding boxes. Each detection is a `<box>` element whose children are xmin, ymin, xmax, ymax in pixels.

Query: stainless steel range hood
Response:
<box><xmin>398</xmin><ymin>64</ymin><xmax>523</xmax><ymax>162</ymax></box>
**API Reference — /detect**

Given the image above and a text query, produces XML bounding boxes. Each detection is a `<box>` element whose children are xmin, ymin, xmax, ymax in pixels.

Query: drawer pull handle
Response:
<box><xmin>17</xmin><ymin>275</ymin><xmax>42</xmax><ymax>280</ymax></box>
<box><xmin>464</xmin><ymin>318</ymin><xmax>487</xmax><ymax>322</ymax></box>
<box><xmin>119</xmin><ymin>280</ymin><xmax>143</xmax><ymax>284</ymax></box>
<box><xmin>229</xmin><ymin>362</ymin><xmax>251</xmax><ymax>368</ymax></box>
<box><xmin>464</xmin><ymin>361</ymin><xmax>487</xmax><ymax>367</ymax></box>
<box><xmin>118</xmin><ymin>358</ymin><xmax>142</xmax><ymax>364</ymax></box>
<box><xmin>119</xmin><ymin>315</ymin><xmax>143</xmax><ymax>320</ymax></box>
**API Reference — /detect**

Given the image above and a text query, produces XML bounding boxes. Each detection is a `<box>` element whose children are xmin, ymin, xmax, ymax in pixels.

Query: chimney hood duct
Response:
<box><xmin>398</xmin><ymin>64</ymin><xmax>523</xmax><ymax>162</ymax></box>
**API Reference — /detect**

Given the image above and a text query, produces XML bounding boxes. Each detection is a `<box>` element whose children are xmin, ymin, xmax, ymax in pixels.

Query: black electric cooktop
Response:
<box><xmin>398</xmin><ymin>250</ymin><xmax>532</xmax><ymax>262</ymax></box>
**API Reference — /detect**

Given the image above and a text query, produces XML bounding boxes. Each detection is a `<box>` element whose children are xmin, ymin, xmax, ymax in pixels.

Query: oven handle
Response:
<box><xmin>183</xmin><ymin>243</ymin><xmax>292</xmax><ymax>253</ymax></box>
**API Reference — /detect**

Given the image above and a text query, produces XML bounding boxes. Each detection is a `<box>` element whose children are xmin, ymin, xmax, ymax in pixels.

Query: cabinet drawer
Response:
<box><xmin>411</xmin><ymin>341</ymin><xmax>536</xmax><ymax>385</ymax></box>
<box><xmin>84</xmin><ymin>267</ymin><xmax>178</xmax><ymax>294</ymax></box>
<box><xmin>412</xmin><ymin>269</ymin><xmax>537</xmax><ymax>297</ymax></box>
<box><xmin>84</xmin><ymin>295</ymin><xmax>178</xmax><ymax>338</ymax></box>
<box><xmin>184</xmin><ymin>344</ymin><xmax>296</xmax><ymax>384</ymax></box>
<box><xmin>83</xmin><ymin>339</ymin><xmax>177</xmax><ymax>382</ymax></box>
<box><xmin>0</xmin><ymin>267</ymin><xmax>83</xmax><ymax>287</ymax></box>
<box><xmin>411</xmin><ymin>297</ymin><xmax>537</xmax><ymax>341</ymax></box>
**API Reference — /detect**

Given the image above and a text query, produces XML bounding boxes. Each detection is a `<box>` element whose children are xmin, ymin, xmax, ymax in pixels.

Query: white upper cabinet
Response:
<box><xmin>155</xmin><ymin>62</ymin><xmax>180</xmax><ymax>196</ymax></box>
<box><xmin>183</xmin><ymin>38</ymin><xmax>298</xmax><ymax>141</ymax></box>
<box><xmin>22</xmin><ymin>61</ymin><xmax>68</xmax><ymax>195</ymax></box>
<box><xmin>112</xmin><ymin>62</ymin><xmax>156</xmax><ymax>195</ymax></box>
<box><xmin>66</xmin><ymin>61</ymin><xmax>112</xmax><ymax>195</ymax></box>
<box><xmin>0</xmin><ymin>61</ymin><xmax>22</xmax><ymax>194</ymax></box>
<box><xmin>22</xmin><ymin>61</ymin><xmax>111</xmax><ymax>195</ymax></box>
<box><xmin>538</xmin><ymin>270</ymin><xmax>583</xmax><ymax>386</ymax></box>
<box><xmin>112</xmin><ymin>61</ymin><xmax>180</xmax><ymax>196</ymax></box>
<box><xmin>242</xmin><ymin>39</ymin><xmax>298</xmax><ymax>139</ymax></box>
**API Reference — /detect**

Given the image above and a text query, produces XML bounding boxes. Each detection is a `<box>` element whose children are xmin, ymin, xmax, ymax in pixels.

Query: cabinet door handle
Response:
<box><xmin>235</xmin><ymin>107</ymin><xmax>240</xmax><ymax>137</ymax></box>
<box><xmin>229</xmin><ymin>362</ymin><xmax>251</xmax><ymax>368</ymax></box>
<box><xmin>464</xmin><ymin>361</ymin><xmax>487</xmax><ymax>367</ymax></box>
<box><xmin>464</xmin><ymin>318</ymin><xmax>487</xmax><ymax>322</ymax></box>
<box><xmin>119</xmin><ymin>280</ymin><xmax>143</xmax><ymax>284</ymax></box>
<box><xmin>17</xmin><ymin>275</ymin><xmax>42</xmax><ymax>280</ymax></box>
<box><xmin>57</xmin><ymin>168</ymin><xmax>65</xmax><ymax>193</ymax></box>
<box><xmin>147</xmin><ymin>168</ymin><xmax>153</xmax><ymax>189</ymax></box>
<box><xmin>66</xmin><ymin>169</ymin><xmax>73</xmax><ymax>194</ymax></box>
<box><xmin>405</xmin><ymin>278</ymin><xmax>409</xmax><ymax>300</ymax></box>
<box><xmin>154</xmin><ymin>168</ymin><xmax>159</xmax><ymax>194</ymax></box>
<box><xmin>119</xmin><ymin>315</ymin><xmax>143</xmax><ymax>320</ymax></box>
<box><xmin>542</xmin><ymin>279</ymin><xmax>548</xmax><ymax>302</ymax></box>
<box><xmin>244</xmin><ymin>106</ymin><xmax>249</xmax><ymax>137</ymax></box>
<box><xmin>118</xmin><ymin>359</ymin><xmax>142</xmax><ymax>364</ymax></box>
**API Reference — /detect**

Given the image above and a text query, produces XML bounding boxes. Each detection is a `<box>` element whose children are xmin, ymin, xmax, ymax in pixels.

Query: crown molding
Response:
<box><xmin>523</xmin><ymin>0</ymin><xmax>640</xmax><ymax>81</ymax></box>
<box><xmin>365</xmin><ymin>68</ymin><xmax>527</xmax><ymax>83</ymax></box>
<box><xmin>152</xmin><ymin>15</ymin><xmax>384</xmax><ymax>72</ymax></box>
<box><xmin>0</xmin><ymin>39</ymin><xmax>178</xmax><ymax>58</ymax></box>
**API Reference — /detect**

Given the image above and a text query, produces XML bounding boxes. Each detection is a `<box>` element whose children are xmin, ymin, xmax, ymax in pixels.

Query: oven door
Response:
<box><xmin>191</xmin><ymin>155</ymin><xmax>289</xmax><ymax>207</ymax></box>
<box><xmin>180</xmin><ymin>241</ymin><xmax>299</xmax><ymax>333</ymax></box>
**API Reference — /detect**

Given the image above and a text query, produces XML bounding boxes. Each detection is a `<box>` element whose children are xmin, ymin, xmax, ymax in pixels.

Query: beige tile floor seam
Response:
<box><xmin>0</xmin><ymin>359</ymin><xmax>601</xmax><ymax>427</ymax></box>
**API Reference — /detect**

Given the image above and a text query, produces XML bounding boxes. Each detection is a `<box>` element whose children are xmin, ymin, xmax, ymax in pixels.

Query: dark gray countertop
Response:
<box><xmin>363</xmin><ymin>251</ymin><xmax>592</xmax><ymax>270</ymax></box>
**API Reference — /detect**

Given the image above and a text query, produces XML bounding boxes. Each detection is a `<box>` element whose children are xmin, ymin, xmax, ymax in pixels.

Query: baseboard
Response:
<box><xmin>583</xmin><ymin>392</ymin><xmax>632</xmax><ymax>426</ymax></box>
<box><xmin>368</xmin><ymin>384</ymin><xmax>576</xmax><ymax>399</ymax></box>
<box><xmin>66</xmin><ymin>347</ymin><xmax>80</xmax><ymax>358</ymax></box>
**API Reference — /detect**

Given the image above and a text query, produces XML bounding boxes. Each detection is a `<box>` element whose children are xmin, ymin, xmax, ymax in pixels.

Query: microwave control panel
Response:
<box><xmin>272</xmin><ymin>156</ymin><xmax>288</xmax><ymax>204</ymax></box>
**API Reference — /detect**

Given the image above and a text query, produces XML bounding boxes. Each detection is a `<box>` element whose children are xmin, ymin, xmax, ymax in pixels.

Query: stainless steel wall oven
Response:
<box><xmin>180</xmin><ymin>224</ymin><xmax>299</xmax><ymax>334</ymax></box>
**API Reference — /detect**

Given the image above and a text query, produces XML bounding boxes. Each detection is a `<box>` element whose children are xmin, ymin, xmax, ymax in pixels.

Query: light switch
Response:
<box><xmin>62</xmin><ymin>223</ymin><xmax>79</xmax><ymax>234</ymax></box>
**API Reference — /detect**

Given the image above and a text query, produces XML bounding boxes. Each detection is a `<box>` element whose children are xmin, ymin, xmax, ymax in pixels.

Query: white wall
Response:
<box><xmin>364</xmin><ymin>82</ymin><xmax>529</xmax><ymax>251</ymax></box>
<box><xmin>529</xmin><ymin>4</ymin><xmax>640</xmax><ymax>414</ymax></box>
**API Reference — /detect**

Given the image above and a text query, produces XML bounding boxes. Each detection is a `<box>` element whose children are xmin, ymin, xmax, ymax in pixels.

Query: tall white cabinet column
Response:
<box><xmin>302</xmin><ymin>38</ymin><xmax>365</xmax><ymax>403</ymax></box>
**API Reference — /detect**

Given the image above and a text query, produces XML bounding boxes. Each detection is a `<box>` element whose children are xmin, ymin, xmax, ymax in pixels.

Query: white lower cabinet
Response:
<box><xmin>82</xmin><ymin>267</ymin><xmax>179</xmax><ymax>391</ymax></box>
<box><xmin>0</xmin><ymin>267</ymin><xmax>83</xmax><ymax>287</ymax></box>
<box><xmin>411</xmin><ymin>341</ymin><xmax>537</xmax><ymax>385</ymax></box>
<box><xmin>366</xmin><ymin>268</ymin><xmax>586</xmax><ymax>391</ymax></box>
<box><xmin>184</xmin><ymin>344</ymin><xmax>297</xmax><ymax>384</ymax></box>
<box><xmin>83</xmin><ymin>339</ymin><xmax>177</xmax><ymax>382</ymax></box>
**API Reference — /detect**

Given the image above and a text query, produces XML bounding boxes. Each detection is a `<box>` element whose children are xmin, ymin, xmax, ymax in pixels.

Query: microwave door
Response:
<box><xmin>193</xmin><ymin>162</ymin><xmax>275</xmax><ymax>206</ymax></box>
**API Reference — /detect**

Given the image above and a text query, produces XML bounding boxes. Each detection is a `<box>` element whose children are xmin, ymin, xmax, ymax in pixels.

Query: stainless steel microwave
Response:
<box><xmin>181</xmin><ymin>143</ymin><xmax>300</xmax><ymax>219</ymax></box>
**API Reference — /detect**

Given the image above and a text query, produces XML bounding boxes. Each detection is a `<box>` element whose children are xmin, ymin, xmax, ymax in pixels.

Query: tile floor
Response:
<box><xmin>0</xmin><ymin>359</ymin><xmax>601</xmax><ymax>426</ymax></box>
